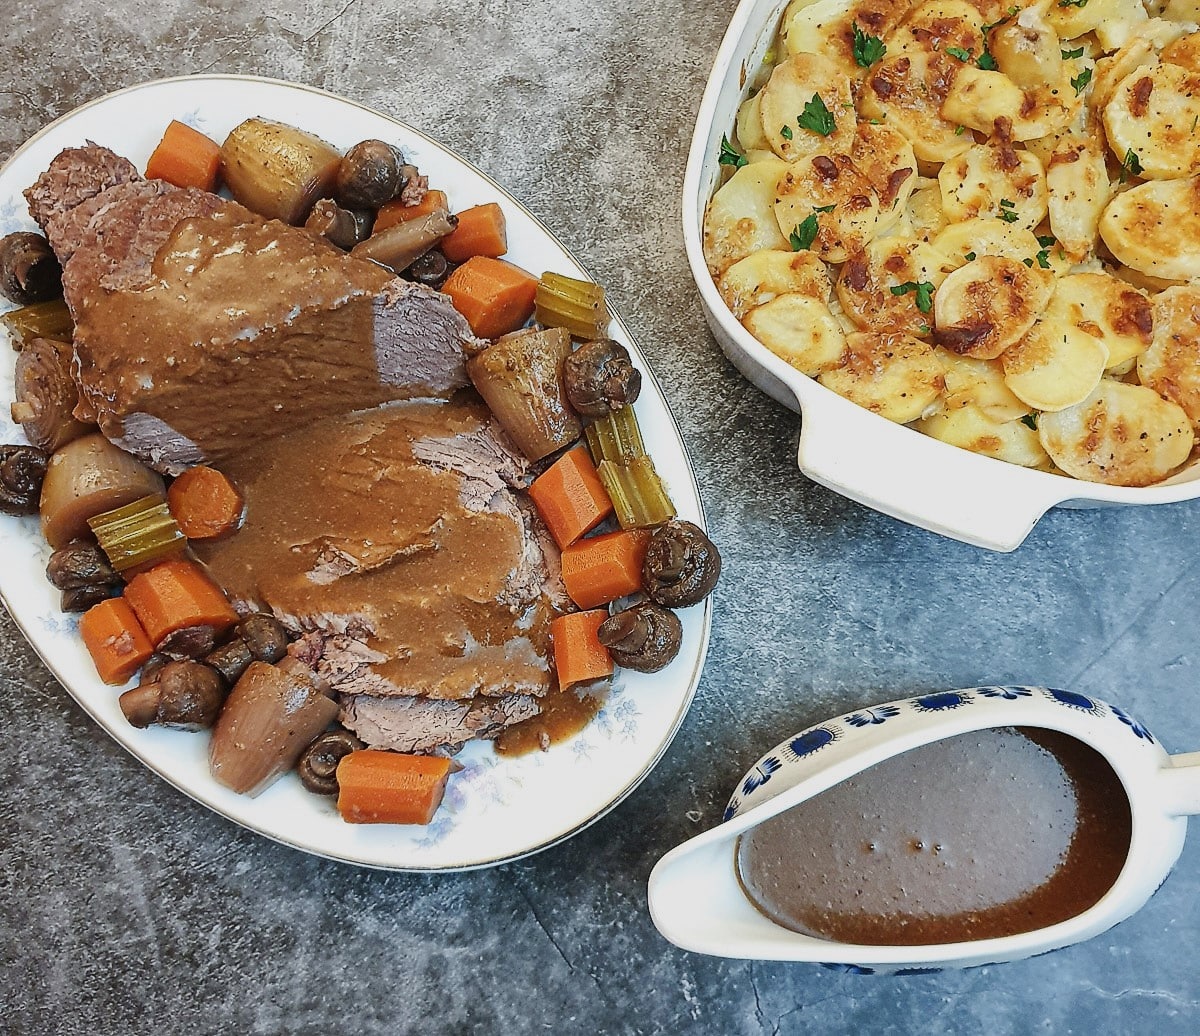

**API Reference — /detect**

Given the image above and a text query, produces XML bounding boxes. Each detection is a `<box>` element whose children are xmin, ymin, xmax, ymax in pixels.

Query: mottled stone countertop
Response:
<box><xmin>3</xmin><ymin>2</ymin><xmax>1200</xmax><ymax>1033</ymax></box>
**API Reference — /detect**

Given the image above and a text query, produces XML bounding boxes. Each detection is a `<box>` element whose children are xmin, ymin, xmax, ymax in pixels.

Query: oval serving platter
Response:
<box><xmin>0</xmin><ymin>75</ymin><xmax>711</xmax><ymax>871</ymax></box>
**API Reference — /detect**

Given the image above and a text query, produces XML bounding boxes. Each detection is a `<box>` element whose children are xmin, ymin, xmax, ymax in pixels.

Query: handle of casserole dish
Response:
<box><xmin>793</xmin><ymin>386</ymin><xmax>1068</xmax><ymax>552</ymax></box>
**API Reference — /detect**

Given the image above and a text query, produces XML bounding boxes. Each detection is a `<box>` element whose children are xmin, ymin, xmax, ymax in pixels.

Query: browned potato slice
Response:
<box><xmin>1103</xmin><ymin>63</ymin><xmax>1200</xmax><ymax>180</ymax></box>
<box><xmin>889</xmin><ymin>0</ymin><xmax>985</xmax><ymax>57</ymax></box>
<box><xmin>1137</xmin><ymin>285</ymin><xmax>1200</xmax><ymax>428</ymax></box>
<box><xmin>782</xmin><ymin>0</ymin><xmax>913</xmax><ymax>79</ymax></box>
<box><xmin>860</xmin><ymin>53</ymin><xmax>973</xmax><ymax>164</ymax></box>
<box><xmin>1100</xmin><ymin>176</ymin><xmax>1200</xmax><ymax>280</ymax></box>
<box><xmin>932</xmin><ymin>255</ymin><xmax>1052</xmax><ymax>358</ymax></box>
<box><xmin>1001</xmin><ymin>321</ymin><xmax>1109</xmax><ymax>412</ymax></box>
<box><xmin>1162</xmin><ymin>30</ymin><xmax>1200</xmax><ymax>71</ymax></box>
<box><xmin>774</xmin><ymin>155</ymin><xmax>881</xmax><ymax>263</ymax></box>
<box><xmin>1046</xmin><ymin>273</ymin><xmax>1153</xmax><ymax>370</ymax></box>
<box><xmin>931</xmin><ymin>217</ymin><xmax>1045</xmax><ymax>273</ymax></box>
<box><xmin>851</xmin><ymin>123</ymin><xmax>918</xmax><ymax>231</ymax></box>
<box><xmin>1046</xmin><ymin>133</ymin><xmax>1112</xmax><ymax>261</ymax></box>
<box><xmin>938</xmin><ymin>139</ymin><xmax>1047</xmax><ymax>229</ymax></box>
<box><xmin>818</xmin><ymin>331</ymin><xmax>946</xmax><ymax>423</ymax></box>
<box><xmin>702</xmin><ymin>159</ymin><xmax>791</xmax><ymax>275</ymax></box>
<box><xmin>836</xmin><ymin>237</ymin><xmax>945</xmax><ymax>336</ymax></box>
<box><xmin>916</xmin><ymin>406</ymin><xmax>1050</xmax><ymax>467</ymax></box>
<box><xmin>743</xmin><ymin>294</ymin><xmax>848</xmax><ymax>376</ymax></box>
<box><xmin>936</xmin><ymin>350</ymin><xmax>1031</xmax><ymax>421</ymax></box>
<box><xmin>1038</xmin><ymin>380</ymin><xmax>1194</xmax><ymax>485</ymax></box>
<box><xmin>942</xmin><ymin>67</ymin><xmax>1073</xmax><ymax>140</ymax></box>
<box><xmin>989</xmin><ymin>7</ymin><xmax>1063</xmax><ymax>90</ymax></box>
<box><xmin>718</xmin><ymin>250</ymin><xmax>832</xmax><ymax>319</ymax></box>
<box><xmin>220</xmin><ymin>118</ymin><xmax>342</xmax><ymax>224</ymax></box>
<box><xmin>757</xmin><ymin>54</ymin><xmax>856</xmax><ymax>162</ymax></box>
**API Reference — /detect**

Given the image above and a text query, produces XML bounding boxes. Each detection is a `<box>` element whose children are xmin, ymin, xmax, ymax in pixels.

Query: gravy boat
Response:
<box><xmin>649</xmin><ymin>687</ymin><xmax>1200</xmax><ymax>972</ymax></box>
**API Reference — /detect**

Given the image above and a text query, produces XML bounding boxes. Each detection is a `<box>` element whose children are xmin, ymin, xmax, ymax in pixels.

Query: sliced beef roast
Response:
<box><xmin>192</xmin><ymin>399</ymin><xmax>568</xmax><ymax>753</ymax></box>
<box><xmin>29</xmin><ymin>144</ymin><xmax>479</xmax><ymax>474</ymax></box>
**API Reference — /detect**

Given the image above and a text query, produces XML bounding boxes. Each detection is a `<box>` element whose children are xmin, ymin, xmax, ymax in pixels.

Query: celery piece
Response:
<box><xmin>597</xmin><ymin>458</ymin><xmax>676</xmax><ymax>529</ymax></box>
<box><xmin>2</xmin><ymin>300</ymin><xmax>73</xmax><ymax>351</ymax></box>
<box><xmin>89</xmin><ymin>494</ymin><xmax>187</xmax><ymax>573</ymax></box>
<box><xmin>535</xmin><ymin>272</ymin><xmax>610</xmax><ymax>340</ymax></box>
<box><xmin>597</xmin><ymin>461</ymin><xmax>638</xmax><ymax>529</ymax></box>
<box><xmin>585</xmin><ymin>404</ymin><xmax>646</xmax><ymax>466</ymax></box>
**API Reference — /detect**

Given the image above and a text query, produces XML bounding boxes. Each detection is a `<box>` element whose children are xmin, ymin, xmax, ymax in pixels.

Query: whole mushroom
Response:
<box><xmin>562</xmin><ymin>338</ymin><xmax>642</xmax><ymax>420</ymax></box>
<box><xmin>598</xmin><ymin>603</ymin><xmax>683</xmax><ymax>673</ymax></box>
<box><xmin>642</xmin><ymin>519</ymin><xmax>722</xmax><ymax>608</ymax></box>
<box><xmin>296</xmin><ymin>729</ymin><xmax>365</xmax><ymax>795</ymax></box>
<box><xmin>119</xmin><ymin>660</ymin><xmax>227</xmax><ymax>731</ymax></box>
<box><xmin>0</xmin><ymin>444</ymin><xmax>50</xmax><ymax>515</ymax></box>
<box><xmin>335</xmin><ymin>139</ymin><xmax>405</xmax><ymax>209</ymax></box>
<box><xmin>0</xmin><ymin>232</ymin><xmax>62</xmax><ymax>305</ymax></box>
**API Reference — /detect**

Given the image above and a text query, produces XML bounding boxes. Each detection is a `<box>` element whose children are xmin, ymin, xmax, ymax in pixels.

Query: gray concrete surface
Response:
<box><xmin>3</xmin><ymin>1</ymin><xmax>1200</xmax><ymax>1033</ymax></box>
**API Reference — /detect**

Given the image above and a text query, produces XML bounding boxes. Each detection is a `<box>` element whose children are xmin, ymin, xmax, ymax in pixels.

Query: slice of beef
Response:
<box><xmin>24</xmin><ymin>143</ymin><xmax>140</xmax><ymax>231</ymax></box>
<box><xmin>33</xmin><ymin>144</ymin><xmax>480</xmax><ymax>473</ymax></box>
<box><xmin>192</xmin><ymin>400</ymin><xmax>569</xmax><ymax>752</ymax></box>
<box><xmin>340</xmin><ymin>692</ymin><xmax>541</xmax><ymax>754</ymax></box>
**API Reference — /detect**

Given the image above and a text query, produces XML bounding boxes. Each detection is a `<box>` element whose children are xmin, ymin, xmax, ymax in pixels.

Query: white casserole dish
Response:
<box><xmin>682</xmin><ymin>0</ymin><xmax>1200</xmax><ymax>552</ymax></box>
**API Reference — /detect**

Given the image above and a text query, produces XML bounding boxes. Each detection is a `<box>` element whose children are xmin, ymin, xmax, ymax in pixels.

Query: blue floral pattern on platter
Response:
<box><xmin>724</xmin><ymin>686</ymin><xmax>1159</xmax><ymax>821</ymax></box>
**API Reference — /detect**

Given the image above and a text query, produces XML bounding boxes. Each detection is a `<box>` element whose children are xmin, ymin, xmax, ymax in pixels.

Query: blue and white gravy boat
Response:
<box><xmin>648</xmin><ymin>687</ymin><xmax>1199</xmax><ymax>972</ymax></box>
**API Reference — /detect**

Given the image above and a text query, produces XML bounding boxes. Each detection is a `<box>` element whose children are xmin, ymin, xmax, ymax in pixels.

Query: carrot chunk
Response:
<box><xmin>79</xmin><ymin>598</ymin><xmax>155</xmax><ymax>685</ymax></box>
<box><xmin>373</xmin><ymin>189</ymin><xmax>449</xmax><ymax>233</ymax></box>
<box><xmin>144</xmin><ymin>120</ymin><xmax>222</xmax><ymax>192</ymax></box>
<box><xmin>551</xmin><ymin>610</ymin><xmax>614</xmax><ymax>688</ymax></box>
<box><xmin>528</xmin><ymin>446</ymin><xmax>614</xmax><ymax>549</ymax></box>
<box><xmin>441</xmin><ymin>203</ymin><xmax>508</xmax><ymax>262</ymax></box>
<box><xmin>337</xmin><ymin>751</ymin><xmax>454</xmax><ymax>825</ymax></box>
<box><xmin>123</xmin><ymin>559</ymin><xmax>239</xmax><ymax>647</ymax></box>
<box><xmin>167</xmin><ymin>466</ymin><xmax>244</xmax><ymax>540</ymax></box>
<box><xmin>440</xmin><ymin>256</ymin><xmax>538</xmax><ymax>339</ymax></box>
<box><xmin>560</xmin><ymin>529</ymin><xmax>651</xmax><ymax>609</ymax></box>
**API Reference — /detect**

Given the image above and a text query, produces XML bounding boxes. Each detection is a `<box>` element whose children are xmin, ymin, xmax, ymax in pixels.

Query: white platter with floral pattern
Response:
<box><xmin>0</xmin><ymin>75</ymin><xmax>711</xmax><ymax>871</ymax></box>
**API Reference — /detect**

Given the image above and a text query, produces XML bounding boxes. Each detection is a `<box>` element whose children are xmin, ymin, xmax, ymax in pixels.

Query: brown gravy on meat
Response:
<box><xmin>496</xmin><ymin>686</ymin><xmax>605</xmax><ymax>755</ymax></box>
<box><xmin>735</xmin><ymin>727</ymin><xmax>1131</xmax><ymax>945</ymax></box>
<box><xmin>194</xmin><ymin>396</ymin><xmax>562</xmax><ymax>705</ymax></box>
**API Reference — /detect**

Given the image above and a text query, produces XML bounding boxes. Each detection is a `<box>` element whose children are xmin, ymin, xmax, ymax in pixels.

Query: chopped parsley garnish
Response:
<box><xmin>1035</xmin><ymin>249</ymin><xmax>1052</xmax><ymax>269</ymax></box>
<box><xmin>813</xmin><ymin>203</ymin><xmax>837</xmax><ymax>213</ymax></box>
<box><xmin>781</xmin><ymin>125</ymin><xmax>794</xmax><ymax>140</ymax></box>
<box><xmin>797</xmin><ymin>93</ymin><xmax>836</xmax><ymax>137</ymax></box>
<box><xmin>999</xmin><ymin>198</ymin><xmax>1016</xmax><ymax>207</ymax></box>
<box><xmin>790</xmin><ymin>213</ymin><xmax>820</xmax><ymax>251</ymax></box>
<box><xmin>852</xmin><ymin>22</ymin><xmax>887</xmax><ymax>67</ymax></box>
<box><xmin>945</xmin><ymin>46</ymin><xmax>973</xmax><ymax>61</ymax></box>
<box><xmin>890</xmin><ymin>280</ymin><xmax>936</xmax><ymax>314</ymax></box>
<box><xmin>1020</xmin><ymin>414</ymin><xmax>1038</xmax><ymax>430</ymax></box>
<box><xmin>1062</xmin><ymin>46</ymin><xmax>1084</xmax><ymax>59</ymax></box>
<box><xmin>977</xmin><ymin>50</ymin><xmax>999</xmax><ymax>71</ymax></box>
<box><xmin>1071</xmin><ymin>67</ymin><xmax>1092</xmax><ymax>95</ymax></box>
<box><xmin>1120</xmin><ymin>148</ymin><xmax>1143</xmax><ymax>183</ymax></box>
<box><xmin>981</xmin><ymin>6</ymin><xmax>1019</xmax><ymax>33</ymax></box>
<box><xmin>1023</xmin><ymin>257</ymin><xmax>1034</xmax><ymax>267</ymax></box>
<box><xmin>955</xmin><ymin>124</ymin><xmax>967</xmax><ymax>135</ymax></box>
<box><xmin>1058</xmin><ymin>0</ymin><xmax>1088</xmax><ymax>7</ymax></box>
<box><xmin>1037</xmin><ymin>235</ymin><xmax>1056</xmax><ymax>247</ymax></box>
<box><xmin>965</xmin><ymin>251</ymin><xmax>977</xmax><ymax>262</ymax></box>
<box><xmin>718</xmin><ymin>135</ymin><xmax>747</xmax><ymax>169</ymax></box>
<box><xmin>1192</xmin><ymin>114</ymin><xmax>1198</xmax><ymax>134</ymax></box>
<box><xmin>998</xmin><ymin>199</ymin><xmax>1019</xmax><ymax>223</ymax></box>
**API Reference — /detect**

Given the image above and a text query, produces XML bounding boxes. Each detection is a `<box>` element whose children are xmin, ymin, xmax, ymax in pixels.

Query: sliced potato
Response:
<box><xmin>1048</xmin><ymin>0</ymin><xmax>1144</xmax><ymax>41</ymax></box>
<box><xmin>1001</xmin><ymin>321</ymin><xmax>1109</xmax><ymax>411</ymax></box>
<box><xmin>942</xmin><ymin>67</ymin><xmax>1073</xmax><ymax>140</ymax></box>
<box><xmin>1038</xmin><ymin>380</ymin><xmax>1195</xmax><ymax>485</ymax></box>
<box><xmin>1103</xmin><ymin>63</ymin><xmax>1200</xmax><ymax>179</ymax></box>
<box><xmin>904</xmin><ymin>182</ymin><xmax>950</xmax><ymax>240</ymax></box>
<box><xmin>889</xmin><ymin>0</ymin><xmax>985</xmax><ymax>56</ymax></box>
<box><xmin>718</xmin><ymin>249</ymin><xmax>832</xmax><ymax>319</ymax></box>
<box><xmin>736</xmin><ymin>92</ymin><xmax>770</xmax><ymax>153</ymax></box>
<box><xmin>836</xmin><ymin>237</ymin><xmax>946</xmax><ymax>336</ymax></box>
<box><xmin>1164</xmin><ymin>0</ymin><xmax>1200</xmax><ymax>19</ymax></box>
<box><xmin>859</xmin><ymin>52</ymin><xmax>974</xmax><ymax>163</ymax></box>
<box><xmin>702</xmin><ymin>159</ymin><xmax>791</xmax><ymax>275</ymax></box>
<box><xmin>1162</xmin><ymin>30</ymin><xmax>1200</xmax><ymax>71</ymax></box>
<box><xmin>743</xmin><ymin>293</ymin><xmax>848</xmax><ymax>375</ymax></box>
<box><xmin>851</xmin><ymin>122</ymin><xmax>919</xmax><ymax>231</ymax></box>
<box><xmin>1046</xmin><ymin>272</ymin><xmax>1154</xmax><ymax>370</ymax></box>
<box><xmin>916</xmin><ymin>405</ymin><xmax>1050</xmax><ymax>466</ymax></box>
<box><xmin>938</xmin><ymin>139</ymin><xmax>1048</xmax><ymax>229</ymax></box>
<box><xmin>990</xmin><ymin>5</ymin><xmax>1064</xmax><ymax>90</ymax></box>
<box><xmin>1090</xmin><ymin>37</ymin><xmax>1158</xmax><ymax>112</ymax></box>
<box><xmin>818</xmin><ymin>331</ymin><xmax>946</xmax><ymax>422</ymax></box>
<box><xmin>936</xmin><ymin>349</ymin><xmax>1032</xmax><ymax>421</ymax></box>
<box><xmin>1046</xmin><ymin>136</ymin><xmax>1112</xmax><ymax>261</ymax></box>
<box><xmin>774</xmin><ymin>154</ymin><xmax>882</xmax><ymax>263</ymax></box>
<box><xmin>931</xmin><ymin>217</ymin><xmax>1045</xmax><ymax>272</ymax></box>
<box><xmin>1099</xmin><ymin>175</ymin><xmax>1200</xmax><ymax>280</ymax></box>
<box><xmin>758</xmin><ymin>53</ymin><xmax>856</xmax><ymax>161</ymax></box>
<box><xmin>782</xmin><ymin>0</ymin><xmax>914</xmax><ymax>79</ymax></box>
<box><xmin>1111</xmin><ymin>263</ymin><xmax>1188</xmax><ymax>293</ymax></box>
<box><xmin>1137</xmin><ymin>284</ymin><xmax>1200</xmax><ymax>427</ymax></box>
<box><xmin>1097</xmin><ymin>14</ymin><xmax>1190</xmax><ymax>52</ymax></box>
<box><xmin>932</xmin><ymin>254</ymin><xmax>1053</xmax><ymax>358</ymax></box>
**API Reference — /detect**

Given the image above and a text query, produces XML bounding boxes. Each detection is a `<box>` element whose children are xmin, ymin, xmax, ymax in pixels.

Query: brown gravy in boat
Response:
<box><xmin>735</xmin><ymin>727</ymin><xmax>1131</xmax><ymax>945</ymax></box>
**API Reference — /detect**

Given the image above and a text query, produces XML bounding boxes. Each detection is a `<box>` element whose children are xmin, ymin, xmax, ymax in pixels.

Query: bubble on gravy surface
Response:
<box><xmin>735</xmin><ymin>727</ymin><xmax>1132</xmax><ymax>945</ymax></box>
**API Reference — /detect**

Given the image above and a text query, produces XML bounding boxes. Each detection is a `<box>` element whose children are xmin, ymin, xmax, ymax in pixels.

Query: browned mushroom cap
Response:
<box><xmin>238</xmin><ymin>613</ymin><xmax>290</xmax><ymax>664</ymax></box>
<box><xmin>0</xmin><ymin>232</ymin><xmax>62</xmax><ymax>306</ymax></box>
<box><xmin>118</xmin><ymin>661</ymin><xmax>226</xmax><ymax>731</ymax></box>
<box><xmin>296</xmin><ymin>729</ymin><xmax>365</xmax><ymax>795</ymax></box>
<box><xmin>598</xmin><ymin>603</ymin><xmax>683</xmax><ymax>672</ymax></box>
<box><xmin>206</xmin><ymin>637</ymin><xmax>254</xmax><ymax>686</ymax></box>
<box><xmin>0</xmin><ymin>444</ymin><xmax>49</xmax><ymax>515</ymax></box>
<box><xmin>562</xmin><ymin>339</ymin><xmax>642</xmax><ymax>420</ymax></box>
<box><xmin>642</xmin><ymin>520</ymin><xmax>721</xmax><ymax>608</ymax></box>
<box><xmin>335</xmin><ymin>140</ymin><xmax>404</xmax><ymax>209</ymax></box>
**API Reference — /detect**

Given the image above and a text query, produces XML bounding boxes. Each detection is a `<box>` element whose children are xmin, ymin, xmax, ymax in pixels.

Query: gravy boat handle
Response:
<box><xmin>1156</xmin><ymin>752</ymin><xmax>1200</xmax><ymax>815</ymax></box>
